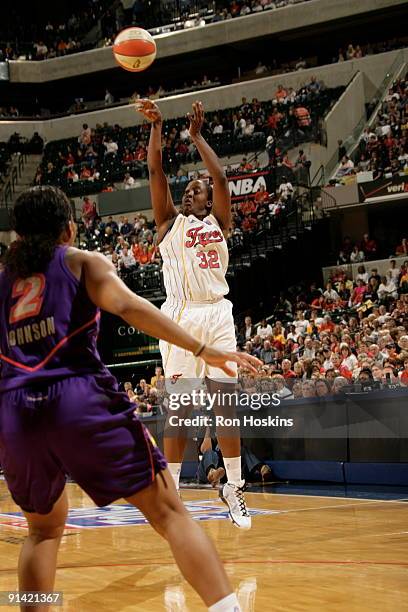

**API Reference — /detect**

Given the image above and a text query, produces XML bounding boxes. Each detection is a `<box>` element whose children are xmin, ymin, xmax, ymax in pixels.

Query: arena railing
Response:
<box><xmin>227</xmin><ymin>183</ymin><xmax>321</xmax><ymax>269</ymax></box>
<box><xmin>0</xmin><ymin>150</ymin><xmax>28</xmax><ymax>209</ymax></box>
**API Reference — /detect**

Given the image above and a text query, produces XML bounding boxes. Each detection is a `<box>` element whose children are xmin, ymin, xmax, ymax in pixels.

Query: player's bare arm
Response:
<box><xmin>135</xmin><ymin>99</ymin><xmax>178</xmax><ymax>241</ymax></box>
<box><xmin>69</xmin><ymin>248</ymin><xmax>261</xmax><ymax>377</ymax></box>
<box><xmin>188</xmin><ymin>101</ymin><xmax>231</xmax><ymax>235</ymax></box>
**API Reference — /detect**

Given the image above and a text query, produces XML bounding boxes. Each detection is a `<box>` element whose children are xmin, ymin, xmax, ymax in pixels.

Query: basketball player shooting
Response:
<box><xmin>0</xmin><ymin>187</ymin><xmax>261</xmax><ymax>612</ymax></box>
<box><xmin>136</xmin><ymin>99</ymin><xmax>252</xmax><ymax>529</ymax></box>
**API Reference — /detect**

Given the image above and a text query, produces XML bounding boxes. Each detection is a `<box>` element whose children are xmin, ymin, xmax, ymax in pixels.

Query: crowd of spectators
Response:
<box><xmin>0</xmin><ymin>0</ymin><xmax>311</xmax><ymax>62</ymax></box>
<box><xmin>336</xmin><ymin>38</ymin><xmax>408</xmax><ymax>64</ymax></box>
<box><xmin>79</xmin><ymin>201</ymin><xmax>163</xmax><ymax>297</ymax></box>
<box><xmin>168</xmin><ymin>149</ymin><xmax>308</xmax><ymax>248</ymax></box>
<box><xmin>0</xmin><ymin>0</ymin><xmax>112</xmax><ymax>61</ymax></box>
<box><xmin>236</xmin><ymin>269</ymin><xmax>408</xmax><ymax>400</ymax></box>
<box><xmin>62</xmin><ymin>75</ymin><xmax>221</xmax><ymax>117</ymax></box>
<box><xmin>36</xmin><ymin>82</ymin><xmax>339</xmax><ymax>198</ymax></box>
<box><xmin>107</xmin><ymin>264</ymin><xmax>408</xmax><ymax>408</ymax></box>
<box><xmin>333</xmin><ymin>72</ymin><xmax>407</xmax><ymax>184</ymax></box>
<box><xmin>106</xmin><ymin>0</ymin><xmax>312</xmax><ymax>41</ymax></box>
<box><xmin>120</xmin><ymin>368</ymin><xmax>165</xmax><ymax>417</ymax></box>
<box><xmin>337</xmin><ymin>234</ymin><xmax>408</xmax><ymax>266</ymax></box>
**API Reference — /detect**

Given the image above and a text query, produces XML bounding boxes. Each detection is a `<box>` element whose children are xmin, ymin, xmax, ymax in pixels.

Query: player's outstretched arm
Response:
<box><xmin>135</xmin><ymin>99</ymin><xmax>178</xmax><ymax>240</ymax></box>
<box><xmin>82</xmin><ymin>251</ymin><xmax>261</xmax><ymax>376</ymax></box>
<box><xmin>188</xmin><ymin>101</ymin><xmax>231</xmax><ymax>234</ymax></box>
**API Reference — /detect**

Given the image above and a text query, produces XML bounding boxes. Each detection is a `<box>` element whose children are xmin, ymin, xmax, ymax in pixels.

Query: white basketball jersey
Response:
<box><xmin>159</xmin><ymin>213</ymin><xmax>229</xmax><ymax>303</ymax></box>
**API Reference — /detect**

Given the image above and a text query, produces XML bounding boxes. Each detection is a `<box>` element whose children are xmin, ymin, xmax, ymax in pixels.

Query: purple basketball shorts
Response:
<box><xmin>0</xmin><ymin>374</ymin><xmax>167</xmax><ymax>514</ymax></box>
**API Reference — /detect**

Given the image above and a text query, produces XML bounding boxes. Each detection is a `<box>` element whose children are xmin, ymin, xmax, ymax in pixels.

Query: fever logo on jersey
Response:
<box><xmin>184</xmin><ymin>226</ymin><xmax>223</xmax><ymax>248</ymax></box>
<box><xmin>170</xmin><ymin>373</ymin><xmax>183</xmax><ymax>384</ymax></box>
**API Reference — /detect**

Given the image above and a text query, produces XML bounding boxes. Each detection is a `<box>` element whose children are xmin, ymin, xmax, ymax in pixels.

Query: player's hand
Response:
<box><xmin>187</xmin><ymin>101</ymin><xmax>204</xmax><ymax>138</ymax></box>
<box><xmin>135</xmin><ymin>98</ymin><xmax>162</xmax><ymax>124</ymax></box>
<box><xmin>200</xmin><ymin>346</ymin><xmax>262</xmax><ymax>377</ymax></box>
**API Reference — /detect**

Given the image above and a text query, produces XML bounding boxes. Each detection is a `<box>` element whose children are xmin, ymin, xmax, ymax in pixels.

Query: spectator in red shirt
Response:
<box><xmin>122</xmin><ymin>148</ymin><xmax>134</xmax><ymax>163</ymax></box>
<box><xmin>80</xmin><ymin>166</ymin><xmax>92</xmax><ymax>180</ymax></box>
<box><xmin>241</xmin><ymin>215</ymin><xmax>257</xmax><ymax>232</ymax></box>
<box><xmin>282</xmin><ymin>154</ymin><xmax>293</xmax><ymax>169</ymax></box>
<box><xmin>67</xmin><ymin>168</ymin><xmax>78</xmax><ymax>182</ymax></box>
<box><xmin>267</xmin><ymin>108</ymin><xmax>283</xmax><ymax>130</ymax></box>
<box><xmin>65</xmin><ymin>151</ymin><xmax>75</xmax><ymax>166</ymax></box>
<box><xmin>351</xmin><ymin>279</ymin><xmax>367</xmax><ymax>305</ymax></box>
<box><xmin>360</xmin><ymin>233</ymin><xmax>377</xmax><ymax>259</ymax></box>
<box><xmin>282</xmin><ymin>359</ymin><xmax>296</xmax><ymax>380</ymax></box>
<box><xmin>274</xmin><ymin>85</ymin><xmax>287</xmax><ymax>101</ymax></box>
<box><xmin>239</xmin><ymin>157</ymin><xmax>253</xmax><ymax>172</ymax></box>
<box><xmin>311</xmin><ymin>295</ymin><xmax>326</xmax><ymax>312</ymax></box>
<box><xmin>255</xmin><ymin>184</ymin><xmax>269</xmax><ymax>205</ymax></box>
<box><xmin>136</xmin><ymin>244</ymin><xmax>153</xmax><ymax>265</ymax></box>
<box><xmin>396</xmin><ymin>238</ymin><xmax>408</xmax><ymax>257</ymax></box>
<box><xmin>135</xmin><ymin>143</ymin><xmax>147</xmax><ymax>161</ymax></box>
<box><xmin>240</xmin><ymin>197</ymin><xmax>257</xmax><ymax>216</ymax></box>
<box><xmin>319</xmin><ymin>315</ymin><xmax>335</xmax><ymax>333</ymax></box>
<box><xmin>132</xmin><ymin>240</ymin><xmax>143</xmax><ymax>261</ymax></box>
<box><xmin>82</xmin><ymin>196</ymin><xmax>97</xmax><ymax>228</ymax></box>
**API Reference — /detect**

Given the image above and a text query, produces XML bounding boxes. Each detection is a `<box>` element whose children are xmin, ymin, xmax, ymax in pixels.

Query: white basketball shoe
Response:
<box><xmin>220</xmin><ymin>482</ymin><xmax>251</xmax><ymax>530</ymax></box>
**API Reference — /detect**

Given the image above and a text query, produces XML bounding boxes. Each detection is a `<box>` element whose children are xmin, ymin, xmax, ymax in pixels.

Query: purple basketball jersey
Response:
<box><xmin>0</xmin><ymin>246</ymin><xmax>107</xmax><ymax>392</ymax></box>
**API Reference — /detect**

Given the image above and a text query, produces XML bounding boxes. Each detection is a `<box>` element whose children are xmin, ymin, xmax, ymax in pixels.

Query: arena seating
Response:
<box><xmin>331</xmin><ymin>71</ymin><xmax>407</xmax><ymax>184</ymax></box>
<box><xmin>1</xmin><ymin>37</ymin><xmax>406</xmax><ymax>119</ymax></box>
<box><xmin>0</xmin><ymin>0</ymin><xmax>113</xmax><ymax>61</ymax></box>
<box><xmin>0</xmin><ymin>0</ymin><xmax>313</xmax><ymax>61</ymax></box>
<box><xmin>37</xmin><ymin>85</ymin><xmax>344</xmax><ymax>197</ymax></box>
<box><xmin>121</xmin><ymin>263</ymin><xmax>408</xmax><ymax>408</ymax></box>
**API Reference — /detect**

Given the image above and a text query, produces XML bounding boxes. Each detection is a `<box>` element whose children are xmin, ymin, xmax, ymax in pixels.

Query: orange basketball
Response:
<box><xmin>112</xmin><ymin>27</ymin><xmax>157</xmax><ymax>73</ymax></box>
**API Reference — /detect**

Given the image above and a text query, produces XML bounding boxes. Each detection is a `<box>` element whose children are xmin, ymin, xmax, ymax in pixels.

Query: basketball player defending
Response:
<box><xmin>137</xmin><ymin>99</ymin><xmax>251</xmax><ymax>529</ymax></box>
<box><xmin>0</xmin><ymin>187</ymin><xmax>261</xmax><ymax>612</ymax></box>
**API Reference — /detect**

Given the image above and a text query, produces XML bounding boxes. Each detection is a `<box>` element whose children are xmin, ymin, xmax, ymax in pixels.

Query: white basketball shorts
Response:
<box><xmin>159</xmin><ymin>298</ymin><xmax>237</xmax><ymax>393</ymax></box>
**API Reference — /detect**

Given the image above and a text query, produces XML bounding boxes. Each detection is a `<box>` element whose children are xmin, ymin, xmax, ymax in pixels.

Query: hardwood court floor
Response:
<box><xmin>0</xmin><ymin>481</ymin><xmax>407</xmax><ymax>611</ymax></box>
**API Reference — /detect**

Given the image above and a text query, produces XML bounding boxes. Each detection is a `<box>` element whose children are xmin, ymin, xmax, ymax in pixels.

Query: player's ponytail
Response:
<box><xmin>4</xmin><ymin>185</ymin><xmax>73</xmax><ymax>278</ymax></box>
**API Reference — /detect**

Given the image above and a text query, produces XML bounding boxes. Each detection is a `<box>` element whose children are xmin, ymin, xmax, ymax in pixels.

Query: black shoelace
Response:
<box><xmin>235</xmin><ymin>486</ymin><xmax>250</xmax><ymax>517</ymax></box>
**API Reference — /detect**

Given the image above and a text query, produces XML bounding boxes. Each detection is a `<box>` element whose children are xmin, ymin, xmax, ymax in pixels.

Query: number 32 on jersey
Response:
<box><xmin>196</xmin><ymin>250</ymin><xmax>220</xmax><ymax>269</ymax></box>
<box><xmin>9</xmin><ymin>274</ymin><xmax>46</xmax><ymax>324</ymax></box>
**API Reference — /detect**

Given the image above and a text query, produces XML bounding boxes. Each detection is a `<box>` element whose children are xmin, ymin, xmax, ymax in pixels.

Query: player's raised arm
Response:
<box><xmin>188</xmin><ymin>101</ymin><xmax>231</xmax><ymax>234</ymax></box>
<box><xmin>81</xmin><ymin>250</ymin><xmax>261</xmax><ymax>376</ymax></box>
<box><xmin>135</xmin><ymin>99</ymin><xmax>178</xmax><ymax>239</ymax></box>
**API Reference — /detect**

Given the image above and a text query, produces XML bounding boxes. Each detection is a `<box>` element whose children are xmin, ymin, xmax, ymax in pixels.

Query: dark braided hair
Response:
<box><xmin>4</xmin><ymin>186</ymin><xmax>73</xmax><ymax>278</ymax></box>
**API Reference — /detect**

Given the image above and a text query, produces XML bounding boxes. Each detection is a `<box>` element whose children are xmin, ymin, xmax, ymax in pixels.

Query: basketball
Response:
<box><xmin>112</xmin><ymin>27</ymin><xmax>157</xmax><ymax>73</ymax></box>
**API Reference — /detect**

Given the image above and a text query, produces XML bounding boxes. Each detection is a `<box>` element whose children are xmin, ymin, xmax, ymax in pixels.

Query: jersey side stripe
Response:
<box><xmin>181</xmin><ymin>217</ymin><xmax>194</xmax><ymax>300</ymax></box>
<box><xmin>0</xmin><ymin>313</ymin><xmax>100</xmax><ymax>373</ymax></box>
<box><xmin>169</xmin><ymin>240</ymin><xmax>186</xmax><ymax>302</ymax></box>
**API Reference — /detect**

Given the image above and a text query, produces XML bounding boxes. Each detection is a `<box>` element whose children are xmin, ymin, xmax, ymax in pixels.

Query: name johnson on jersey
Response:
<box><xmin>7</xmin><ymin>317</ymin><xmax>56</xmax><ymax>347</ymax></box>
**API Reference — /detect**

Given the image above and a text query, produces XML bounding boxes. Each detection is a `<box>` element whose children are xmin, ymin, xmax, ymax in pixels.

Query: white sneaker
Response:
<box><xmin>220</xmin><ymin>482</ymin><xmax>251</xmax><ymax>530</ymax></box>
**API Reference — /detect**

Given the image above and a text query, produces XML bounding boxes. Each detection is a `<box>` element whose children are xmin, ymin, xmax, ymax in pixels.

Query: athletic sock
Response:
<box><xmin>168</xmin><ymin>462</ymin><xmax>181</xmax><ymax>489</ymax></box>
<box><xmin>209</xmin><ymin>593</ymin><xmax>241</xmax><ymax>612</ymax></box>
<box><xmin>224</xmin><ymin>457</ymin><xmax>244</xmax><ymax>487</ymax></box>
